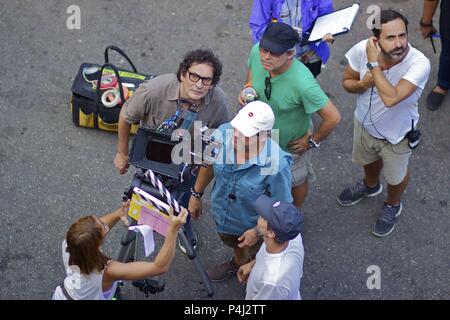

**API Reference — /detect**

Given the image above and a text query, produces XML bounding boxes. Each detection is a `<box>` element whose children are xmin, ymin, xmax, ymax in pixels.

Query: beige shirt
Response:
<box><xmin>122</xmin><ymin>73</ymin><xmax>231</xmax><ymax>130</ymax></box>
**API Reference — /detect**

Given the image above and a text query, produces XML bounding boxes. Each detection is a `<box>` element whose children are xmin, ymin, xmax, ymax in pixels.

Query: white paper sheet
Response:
<box><xmin>128</xmin><ymin>225</ymin><xmax>155</xmax><ymax>257</ymax></box>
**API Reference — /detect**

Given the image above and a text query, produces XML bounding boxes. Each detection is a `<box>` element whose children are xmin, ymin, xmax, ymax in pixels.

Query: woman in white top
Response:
<box><xmin>52</xmin><ymin>201</ymin><xmax>187</xmax><ymax>300</ymax></box>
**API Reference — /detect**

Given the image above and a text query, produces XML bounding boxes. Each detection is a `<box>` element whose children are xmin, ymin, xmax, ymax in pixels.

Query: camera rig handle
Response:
<box><xmin>132</xmin><ymin>279</ymin><xmax>165</xmax><ymax>297</ymax></box>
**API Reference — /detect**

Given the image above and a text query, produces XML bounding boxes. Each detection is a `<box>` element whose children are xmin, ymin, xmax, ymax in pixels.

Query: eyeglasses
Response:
<box><xmin>259</xmin><ymin>46</ymin><xmax>283</xmax><ymax>58</ymax></box>
<box><xmin>264</xmin><ymin>76</ymin><xmax>271</xmax><ymax>100</ymax></box>
<box><xmin>186</xmin><ymin>70</ymin><xmax>214</xmax><ymax>86</ymax></box>
<box><xmin>99</xmin><ymin>219</ymin><xmax>110</xmax><ymax>236</ymax></box>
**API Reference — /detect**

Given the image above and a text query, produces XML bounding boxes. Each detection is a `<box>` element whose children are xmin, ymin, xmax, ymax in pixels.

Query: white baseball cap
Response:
<box><xmin>230</xmin><ymin>101</ymin><xmax>275</xmax><ymax>137</ymax></box>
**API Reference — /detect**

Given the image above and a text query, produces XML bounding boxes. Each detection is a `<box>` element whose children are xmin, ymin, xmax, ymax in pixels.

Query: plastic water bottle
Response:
<box><xmin>243</xmin><ymin>87</ymin><xmax>257</xmax><ymax>103</ymax></box>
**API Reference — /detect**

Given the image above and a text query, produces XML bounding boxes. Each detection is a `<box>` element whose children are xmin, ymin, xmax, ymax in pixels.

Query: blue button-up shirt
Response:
<box><xmin>210</xmin><ymin>124</ymin><xmax>293</xmax><ymax>236</ymax></box>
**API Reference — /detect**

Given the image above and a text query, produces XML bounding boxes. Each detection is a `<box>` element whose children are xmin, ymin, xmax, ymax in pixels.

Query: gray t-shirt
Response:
<box><xmin>122</xmin><ymin>73</ymin><xmax>231</xmax><ymax>130</ymax></box>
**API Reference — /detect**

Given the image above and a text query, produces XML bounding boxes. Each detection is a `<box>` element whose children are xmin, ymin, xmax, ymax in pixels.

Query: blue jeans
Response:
<box><xmin>438</xmin><ymin>36</ymin><xmax>450</xmax><ymax>90</ymax></box>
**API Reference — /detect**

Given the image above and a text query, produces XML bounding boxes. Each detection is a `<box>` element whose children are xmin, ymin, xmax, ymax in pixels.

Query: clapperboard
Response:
<box><xmin>129</xmin><ymin>187</ymin><xmax>171</xmax><ymax>237</ymax></box>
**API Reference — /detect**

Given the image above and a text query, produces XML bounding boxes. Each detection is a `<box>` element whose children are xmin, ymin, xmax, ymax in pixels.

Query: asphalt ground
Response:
<box><xmin>0</xmin><ymin>0</ymin><xmax>448</xmax><ymax>300</ymax></box>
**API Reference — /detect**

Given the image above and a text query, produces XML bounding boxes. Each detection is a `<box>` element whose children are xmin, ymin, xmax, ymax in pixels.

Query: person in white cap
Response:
<box><xmin>237</xmin><ymin>195</ymin><xmax>304</xmax><ymax>300</ymax></box>
<box><xmin>188</xmin><ymin>101</ymin><xmax>293</xmax><ymax>282</ymax></box>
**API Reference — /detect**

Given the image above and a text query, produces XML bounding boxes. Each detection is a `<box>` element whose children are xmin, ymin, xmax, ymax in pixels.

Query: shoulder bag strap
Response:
<box><xmin>59</xmin><ymin>281</ymin><xmax>74</xmax><ymax>300</ymax></box>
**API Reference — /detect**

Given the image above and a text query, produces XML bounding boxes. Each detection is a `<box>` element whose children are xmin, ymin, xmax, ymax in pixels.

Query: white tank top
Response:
<box><xmin>52</xmin><ymin>240</ymin><xmax>117</xmax><ymax>300</ymax></box>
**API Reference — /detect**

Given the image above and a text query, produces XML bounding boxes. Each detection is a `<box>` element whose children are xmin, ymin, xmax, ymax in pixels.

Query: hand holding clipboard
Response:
<box><xmin>302</xmin><ymin>3</ymin><xmax>360</xmax><ymax>45</ymax></box>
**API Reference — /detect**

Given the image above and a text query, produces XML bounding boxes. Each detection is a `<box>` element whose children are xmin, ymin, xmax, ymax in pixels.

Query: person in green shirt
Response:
<box><xmin>238</xmin><ymin>22</ymin><xmax>341</xmax><ymax>209</ymax></box>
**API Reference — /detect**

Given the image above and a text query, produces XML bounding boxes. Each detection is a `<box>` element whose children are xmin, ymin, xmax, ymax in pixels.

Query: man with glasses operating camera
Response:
<box><xmin>115</xmin><ymin>49</ymin><xmax>231</xmax><ymax>252</ymax></box>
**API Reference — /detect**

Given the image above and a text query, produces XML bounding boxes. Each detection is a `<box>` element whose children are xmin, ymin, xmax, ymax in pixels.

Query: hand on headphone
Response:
<box><xmin>366</xmin><ymin>36</ymin><xmax>381</xmax><ymax>62</ymax></box>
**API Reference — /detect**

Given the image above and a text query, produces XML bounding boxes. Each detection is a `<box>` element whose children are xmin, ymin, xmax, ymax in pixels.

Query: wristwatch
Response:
<box><xmin>366</xmin><ymin>61</ymin><xmax>379</xmax><ymax>70</ymax></box>
<box><xmin>307</xmin><ymin>136</ymin><xmax>320</xmax><ymax>149</ymax></box>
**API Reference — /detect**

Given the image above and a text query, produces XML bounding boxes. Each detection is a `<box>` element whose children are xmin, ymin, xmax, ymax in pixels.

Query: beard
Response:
<box><xmin>379</xmin><ymin>42</ymin><xmax>408</xmax><ymax>61</ymax></box>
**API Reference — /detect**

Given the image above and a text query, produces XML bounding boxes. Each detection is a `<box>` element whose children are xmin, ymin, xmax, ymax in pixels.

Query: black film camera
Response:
<box><xmin>123</xmin><ymin>123</ymin><xmax>221</xmax><ymax>199</ymax></box>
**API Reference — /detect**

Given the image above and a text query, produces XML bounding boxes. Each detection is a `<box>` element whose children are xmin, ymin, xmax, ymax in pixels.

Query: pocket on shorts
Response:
<box><xmin>390</xmin><ymin>138</ymin><xmax>412</xmax><ymax>155</ymax></box>
<box><xmin>381</xmin><ymin>139</ymin><xmax>412</xmax><ymax>185</ymax></box>
<box><xmin>291</xmin><ymin>152</ymin><xmax>316</xmax><ymax>186</ymax></box>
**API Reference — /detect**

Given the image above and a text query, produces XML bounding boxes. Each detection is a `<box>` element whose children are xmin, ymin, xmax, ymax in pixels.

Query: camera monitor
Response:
<box><xmin>129</xmin><ymin>126</ymin><xmax>181</xmax><ymax>179</ymax></box>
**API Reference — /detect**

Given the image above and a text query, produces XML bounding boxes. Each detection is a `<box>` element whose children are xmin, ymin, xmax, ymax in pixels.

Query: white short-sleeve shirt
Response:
<box><xmin>345</xmin><ymin>40</ymin><xmax>430</xmax><ymax>144</ymax></box>
<box><xmin>245</xmin><ymin>233</ymin><xmax>304</xmax><ymax>300</ymax></box>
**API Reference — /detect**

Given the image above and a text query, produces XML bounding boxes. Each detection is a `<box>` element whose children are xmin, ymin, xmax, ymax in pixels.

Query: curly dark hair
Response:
<box><xmin>177</xmin><ymin>49</ymin><xmax>223</xmax><ymax>85</ymax></box>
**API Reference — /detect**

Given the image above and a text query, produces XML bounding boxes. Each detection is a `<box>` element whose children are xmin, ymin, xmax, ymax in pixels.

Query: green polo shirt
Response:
<box><xmin>247</xmin><ymin>44</ymin><xmax>329</xmax><ymax>151</ymax></box>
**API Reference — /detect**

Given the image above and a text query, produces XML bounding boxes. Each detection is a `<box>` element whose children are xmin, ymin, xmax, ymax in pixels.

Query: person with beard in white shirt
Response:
<box><xmin>337</xmin><ymin>10</ymin><xmax>430</xmax><ymax>237</ymax></box>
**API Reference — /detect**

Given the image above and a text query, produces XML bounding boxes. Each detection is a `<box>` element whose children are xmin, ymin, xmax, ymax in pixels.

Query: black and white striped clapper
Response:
<box><xmin>133</xmin><ymin>187</ymin><xmax>171</xmax><ymax>216</ymax></box>
<box><xmin>142</xmin><ymin>169</ymin><xmax>181</xmax><ymax>214</ymax></box>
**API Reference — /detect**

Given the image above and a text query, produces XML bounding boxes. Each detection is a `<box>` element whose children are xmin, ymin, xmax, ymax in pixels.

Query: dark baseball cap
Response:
<box><xmin>255</xmin><ymin>195</ymin><xmax>304</xmax><ymax>243</ymax></box>
<box><xmin>260</xmin><ymin>22</ymin><xmax>300</xmax><ymax>55</ymax></box>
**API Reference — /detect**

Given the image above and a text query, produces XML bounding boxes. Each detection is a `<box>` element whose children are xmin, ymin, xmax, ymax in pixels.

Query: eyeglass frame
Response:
<box><xmin>264</xmin><ymin>76</ymin><xmax>271</xmax><ymax>100</ymax></box>
<box><xmin>259</xmin><ymin>46</ymin><xmax>284</xmax><ymax>58</ymax></box>
<box><xmin>186</xmin><ymin>69</ymin><xmax>214</xmax><ymax>86</ymax></box>
<box><xmin>98</xmin><ymin>218</ymin><xmax>110</xmax><ymax>237</ymax></box>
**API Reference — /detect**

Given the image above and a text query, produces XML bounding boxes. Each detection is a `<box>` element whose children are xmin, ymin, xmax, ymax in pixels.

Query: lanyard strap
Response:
<box><xmin>59</xmin><ymin>281</ymin><xmax>74</xmax><ymax>300</ymax></box>
<box><xmin>286</xmin><ymin>0</ymin><xmax>300</xmax><ymax>28</ymax></box>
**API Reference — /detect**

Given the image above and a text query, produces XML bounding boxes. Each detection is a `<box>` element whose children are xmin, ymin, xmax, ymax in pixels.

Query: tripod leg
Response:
<box><xmin>114</xmin><ymin>229</ymin><xmax>136</xmax><ymax>299</ymax></box>
<box><xmin>117</xmin><ymin>232</ymin><xmax>136</xmax><ymax>263</ymax></box>
<box><xmin>178</xmin><ymin>228</ymin><xmax>214</xmax><ymax>297</ymax></box>
<box><xmin>131</xmin><ymin>233</ymin><xmax>147</xmax><ymax>300</ymax></box>
<box><xmin>131</xmin><ymin>232</ymin><xmax>162</xmax><ymax>300</ymax></box>
<box><xmin>176</xmin><ymin>186</ymin><xmax>214</xmax><ymax>297</ymax></box>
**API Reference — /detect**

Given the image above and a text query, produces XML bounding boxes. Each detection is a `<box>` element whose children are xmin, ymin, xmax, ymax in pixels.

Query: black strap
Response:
<box><xmin>104</xmin><ymin>45</ymin><xmax>138</xmax><ymax>73</ymax></box>
<box><xmin>93</xmin><ymin>63</ymin><xmax>125</xmax><ymax>129</ymax></box>
<box><xmin>59</xmin><ymin>281</ymin><xmax>74</xmax><ymax>300</ymax></box>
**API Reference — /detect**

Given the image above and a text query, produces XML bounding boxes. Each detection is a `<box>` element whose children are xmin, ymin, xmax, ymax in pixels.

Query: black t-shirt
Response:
<box><xmin>440</xmin><ymin>0</ymin><xmax>450</xmax><ymax>40</ymax></box>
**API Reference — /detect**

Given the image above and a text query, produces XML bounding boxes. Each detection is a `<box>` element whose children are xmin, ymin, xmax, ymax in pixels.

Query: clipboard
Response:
<box><xmin>128</xmin><ymin>187</ymin><xmax>172</xmax><ymax>237</ymax></box>
<box><xmin>301</xmin><ymin>3</ymin><xmax>360</xmax><ymax>45</ymax></box>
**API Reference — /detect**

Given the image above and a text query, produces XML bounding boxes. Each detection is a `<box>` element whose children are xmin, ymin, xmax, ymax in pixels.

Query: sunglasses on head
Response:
<box><xmin>264</xmin><ymin>76</ymin><xmax>271</xmax><ymax>100</ymax></box>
